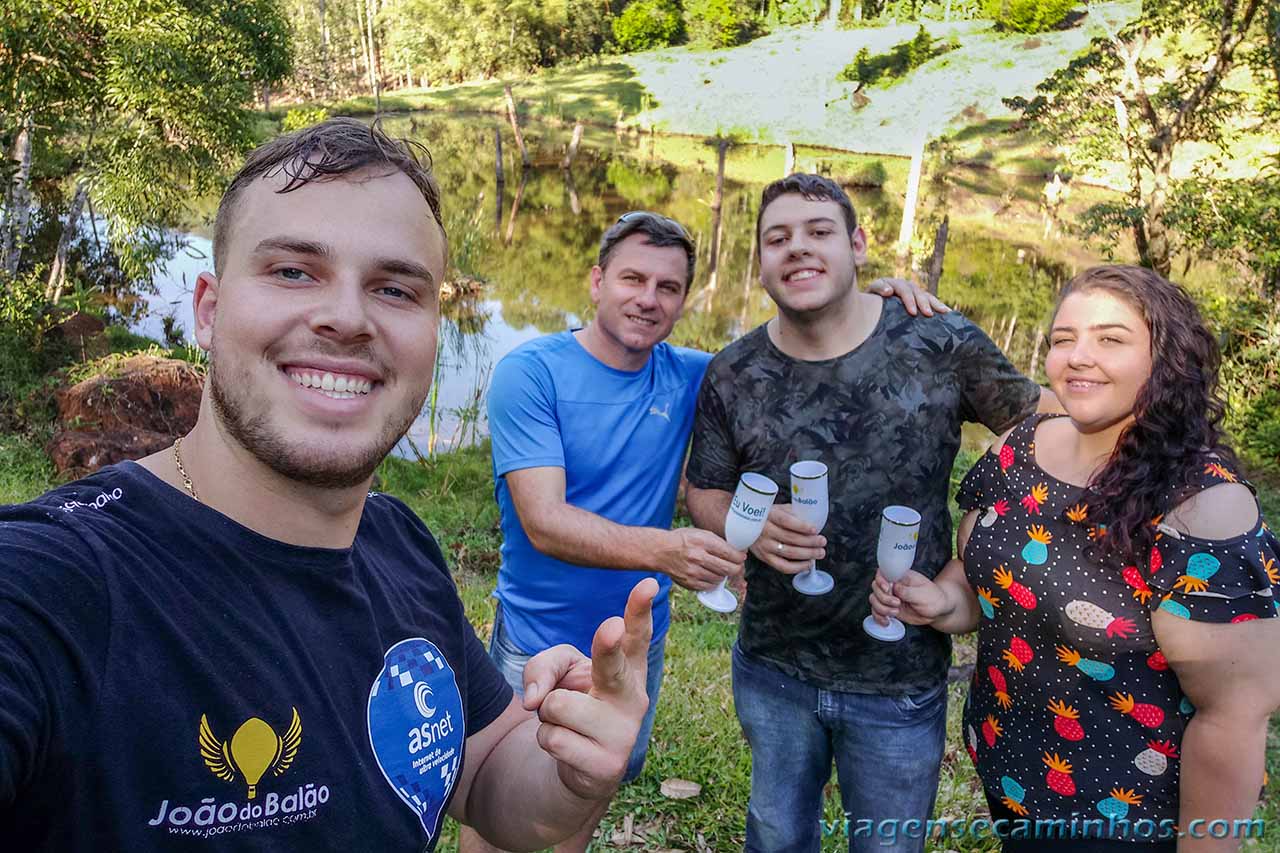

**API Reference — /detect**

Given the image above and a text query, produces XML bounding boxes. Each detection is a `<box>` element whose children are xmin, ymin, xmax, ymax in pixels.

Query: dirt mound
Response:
<box><xmin>47</xmin><ymin>355</ymin><xmax>204</xmax><ymax>476</ymax></box>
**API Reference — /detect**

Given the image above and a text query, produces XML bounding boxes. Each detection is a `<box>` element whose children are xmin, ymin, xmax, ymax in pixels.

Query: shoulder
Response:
<box><xmin>706</xmin><ymin>324</ymin><xmax>770</xmax><ymax>374</ymax></box>
<box><xmin>490</xmin><ymin>337</ymin><xmax>570</xmax><ymax>402</ymax></box>
<box><xmin>495</xmin><ymin>333</ymin><xmax>575</xmax><ymax>373</ymax></box>
<box><xmin>1166</xmin><ymin>481</ymin><xmax>1260</xmax><ymax>540</ymax></box>
<box><xmin>655</xmin><ymin>342</ymin><xmax>713</xmax><ymax>379</ymax></box>
<box><xmin>360</xmin><ymin>492</ymin><xmax>450</xmax><ymax>579</ymax></box>
<box><xmin>878</xmin><ymin>304</ymin><xmax>991</xmax><ymax>355</ymax></box>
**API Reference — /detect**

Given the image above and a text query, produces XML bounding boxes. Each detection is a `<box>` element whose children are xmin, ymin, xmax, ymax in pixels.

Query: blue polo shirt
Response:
<box><xmin>487</xmin><ymin>331</ymin><xmax>712</xmax><ymax>655</ymax></box>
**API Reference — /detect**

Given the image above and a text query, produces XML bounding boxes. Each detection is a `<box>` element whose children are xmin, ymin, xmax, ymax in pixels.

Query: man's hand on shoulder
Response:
<box><xmin>522</xmin><ymin>579</ymin><xmax>658</xmax><ymax>800</ymax></box>
<box><xmin>868</xmin><ymin>277</ymin><xmax>950</xmax><ymax>317</ymax></box>
<box><xmin>656</xmin><ymin>528</ymin><xmax>746</xmax><ymax>591</ymax></box>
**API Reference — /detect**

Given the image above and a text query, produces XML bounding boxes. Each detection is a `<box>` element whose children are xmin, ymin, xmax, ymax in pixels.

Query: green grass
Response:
<box><xmin>0</xmin><ymin>431</ymin><xmax>56</xmax><ymax>505</ymax></box>
<box><xmin>268</xmin><ymin>63</ymin><xmax>650</xmax><ymax>129</ymax></box>
<box><xmin>2</xmin><ymin>437</ymin><xmax>1277</xmax><ymax>849</ymax></box>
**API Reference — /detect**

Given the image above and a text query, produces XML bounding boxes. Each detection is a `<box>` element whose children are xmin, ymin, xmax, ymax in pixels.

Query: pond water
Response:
<box><xmin>140</xmin><ymin>113</ymin><xmax>1111</xmax><ymax>455</ymax></box>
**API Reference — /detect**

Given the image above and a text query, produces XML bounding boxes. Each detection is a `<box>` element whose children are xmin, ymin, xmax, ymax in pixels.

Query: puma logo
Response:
<box><xmin>648</xmin><ymin>402</ymin><xmax>671</xmax><ymax>422</ymax></box>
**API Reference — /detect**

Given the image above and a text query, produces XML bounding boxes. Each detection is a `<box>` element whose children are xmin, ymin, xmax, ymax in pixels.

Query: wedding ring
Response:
<box><xmin>777</xmin><ymin>542</ymin><xmax>784</xmax><ymax>553</ymax></box>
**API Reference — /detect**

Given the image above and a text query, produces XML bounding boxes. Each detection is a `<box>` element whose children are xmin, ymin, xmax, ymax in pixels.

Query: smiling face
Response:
<box><xmin>1046</xmin><ymin>289</ymin><xmax>1154</xmax><ymax>435</ymax></box>
<box><xmin>757</xmin><ymin>193</ymin><xmax>866</xmax><ymax>319</ymax></box>
<box><xmin>195</xmin><ymin>169</ymin><xmax>446</xmax><ymax>488</ymax></box>
<box><xmin>587</xmin><ymin>232</ymin><xmax>688</xmax><ymax>366</ymax></box>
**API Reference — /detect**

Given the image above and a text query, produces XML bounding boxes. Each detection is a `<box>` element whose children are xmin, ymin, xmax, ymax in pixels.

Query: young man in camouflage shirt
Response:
<box><xmin>686</xmin><ymin>174</ymin><xmax>1054</xmax><ymax>853</ymax></box>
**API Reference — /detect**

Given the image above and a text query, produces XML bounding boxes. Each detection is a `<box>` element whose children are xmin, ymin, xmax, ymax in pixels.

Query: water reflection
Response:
<box><xmin>145</xmin><ymin>113</ymin><xmax>1100</xmax><ymax>454</ymax></box>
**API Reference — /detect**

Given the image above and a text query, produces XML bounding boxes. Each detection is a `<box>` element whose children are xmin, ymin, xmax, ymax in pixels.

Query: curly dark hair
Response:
<box><xmin>1058</xmin><ymin>265</ymin><xmax>1237</xmax><ymax>569</ymax></box>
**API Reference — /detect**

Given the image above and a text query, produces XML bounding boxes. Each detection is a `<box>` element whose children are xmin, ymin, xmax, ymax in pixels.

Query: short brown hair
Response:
<box><xmin>756</xmin><ymin>173</ymin><xmax>859</xmax><ymax>252</ymax></box>
<box><xmin>213</xmin><ymin>117</ymin><xmax>444</xmax><ymax>275</ymax></box>
<box><xmin>597</xmin><ymin>211</ymin><xmax>696</xmax><ymax>291</ymax></box>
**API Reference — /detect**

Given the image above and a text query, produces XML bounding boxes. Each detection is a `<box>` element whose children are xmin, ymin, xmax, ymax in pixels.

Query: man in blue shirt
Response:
<box><xmin>463</xmin><ymin>213</ymin><xmax>947</xmax><ymax>853</ymax></box>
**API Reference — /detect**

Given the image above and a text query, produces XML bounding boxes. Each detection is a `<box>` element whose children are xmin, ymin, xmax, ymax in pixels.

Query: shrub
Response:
<box><xmin>982</xmin><ymin>0</ymin><xmax>1078</xmax><ymax>34</ymax></box>
<box><xmin>281</xmin><ymin>107</ymin><xmax>329</xmax><ymax>132</ymax></box>
<box><xmin>768</xmin><ymin>0</ymin><xmax>823</xmax><ymax>27</ymax></box>
<box><xmin>837</xmin><ymin>26</ymin><xmax>958</xmax><ymax>86</ymax></box>
<box><xmin>612</xmin><ymin>0</ymin><xmax>683</xmax><ymax>52</ymax></box>
<box><xmin>683</xmin><ymin>0</ymin><xmax>760</xmax><ymax>48</ymax></box>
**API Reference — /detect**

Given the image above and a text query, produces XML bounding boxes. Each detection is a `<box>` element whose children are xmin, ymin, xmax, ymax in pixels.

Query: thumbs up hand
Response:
<box><xmin>521</xmin><ymin>578</ymin><xmax>657</xmax><ymax>800</ymax></box>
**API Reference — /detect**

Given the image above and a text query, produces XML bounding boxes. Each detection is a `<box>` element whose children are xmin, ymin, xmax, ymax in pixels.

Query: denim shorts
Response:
<box><xmin>489</xmin><ymin>603</ymin><xmax>665</xmax><ymax>783</ymax></box>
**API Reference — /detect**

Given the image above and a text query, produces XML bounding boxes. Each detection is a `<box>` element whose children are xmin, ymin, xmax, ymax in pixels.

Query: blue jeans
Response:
<box><xmin>733</xmin><ymin>643</ymin><xmax>947</xmax><ymax>853</ymax></box>
<box><xmin>489</xmin><ymin>603</ymin><xmax>665</xmax><ymax>783</ymax></box>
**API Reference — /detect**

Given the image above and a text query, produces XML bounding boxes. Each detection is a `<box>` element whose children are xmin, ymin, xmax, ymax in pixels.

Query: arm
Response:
<box><xmin>866</xmin><ymin>276</ymin><xmax>951</xmax><ymax>317</ymax></box>
<box><xmin>1154</xmin><ymin>613</ymin><xmax>1277</xmax><ymax>851</ymax></box>
<box><xmin>952</xmin><ymin>315</ymin><xmax>1044</xmax><ymax>433</ymax></box>
<box><xmin>507</xmin><ymin>466</ymin><xmax>744</xmax><ymax>591</ymax></box>
<box><xmin>1151</xmin><ymin>485</ymin><xmax>1278</xmax><ymax>851</ymax></box>
<box><xmin>449</xmin><ymin>581</ymin><xmax>657</xmax><ymax>849</ymax></box>
<box><xmin>869</xmin><ymin>508</ymin><xmax>983</xmax><ymax>634</ymax></box>
<box><xmin>489</xmin><ymin>351</ymin><xmax>743</xmax><ymax>591</ymax></box>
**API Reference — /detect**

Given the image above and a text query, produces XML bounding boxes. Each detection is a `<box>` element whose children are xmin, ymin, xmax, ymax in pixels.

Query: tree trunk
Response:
<box><xmin>319</xmin><ymin>0</ymin><xmax>330</xmax><ymax>97</ymax></box>
<box><xmin>784</xmin><ymin>139</ymin><xmax>795</xmax><ymax>176</ymax></box>
<box><xmin>505</xmin><ymin>85</ymin><xmax>530</xmax><ymax>167</ymax></box>
<box><xmin>504</xmin><ymin>172</ymin><xmax>528</xmax><ymax>246</ymax></box>
<box><xmin>1</xmin><ymin>116</ymin><xmax>34</xmax><ymax>277</ymax></box>
<box><xmin>827</xmin><ymin>0</ymin><xmax>841</xmax><ymax>28</ymax></box>
<box><xmin>1028</xmin><ymin>325</ymin><xmax>1045</xmax><ymax>378</ymax></box>
<box><xmin>706</xmin><ymin>139</ymin><xmax>729</xmax><ymax>280</ymax></box>
<box><xmin>1142</xmin><ymin>149</ymin><xmax>1173</xmax><ymax>277</ymax></box>
<box><xmin>45</xmin><ymin>182</ymin><xmax>90</xmax><ymax>304</ymax></box>
<box><xmin>924</xmin><ymin>214</ymin><xmax>949</xmax><ymax>295</ymax></box>
<box><xmin>560</xmin><ymin>120</ymin><xmax>584</xmax><ymax>170</ymax></box>
<box><xmin>494</xmin><ymin>128</ymin><xmax>505</xmax><ymax>230</ymax></box>
<box><xmin>564</xmin><ymin>167</ymin><xmax>581</xmax><ymax>216</ymax></box>
<box><xmin>365</xmin><ymin>0</ymin><xmax>382</xmax><ymax>113</ymax></box>
<box><xmin>896</xmin><ymin>131</ymin><xmax>927</xmax><ymax>266</ymax></box>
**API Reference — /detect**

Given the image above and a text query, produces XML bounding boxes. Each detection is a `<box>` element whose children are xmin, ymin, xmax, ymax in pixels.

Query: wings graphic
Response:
<box><xmin>273</xmin><ymin>707</ymin><xmax>303</xmax><ymax>776</ymax></box>
<box><xmin>198</xmin><ymin>714</ymin><xmax>237</xmax><ymax>782</ymax></box>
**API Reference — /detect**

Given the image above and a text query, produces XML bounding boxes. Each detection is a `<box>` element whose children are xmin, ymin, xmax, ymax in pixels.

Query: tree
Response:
<box><xmin>1006</xmin><ymin>0</ymin><xmax>1270</xmax><ymax>277</ymax></box>
<box><xmin>0</xmin><ymin>0</ymin><xmax>292</xmax><ymax>295</ymax></box>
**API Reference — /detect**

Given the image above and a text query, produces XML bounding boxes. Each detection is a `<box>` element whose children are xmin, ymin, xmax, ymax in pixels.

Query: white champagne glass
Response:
<box><xmin>790</xmin><ymin>460</ymin><xmax>833</xmax><ymax>596</ymax></box>
<box><xmin>863</xmin><ymin>505</ymin><xmax>922</xmax><ymax>641</ymax></box>
<box><xmin>699</xmin><ymin>473</ymin><xmax>779</xmax><ymax>613</ymax></box>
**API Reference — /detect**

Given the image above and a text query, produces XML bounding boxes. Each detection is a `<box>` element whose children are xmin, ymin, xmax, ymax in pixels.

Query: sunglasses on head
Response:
<box><xmin>616</xmin><ymin>210</ymin><xmax>691</xmax><ymax>238</ymax></box>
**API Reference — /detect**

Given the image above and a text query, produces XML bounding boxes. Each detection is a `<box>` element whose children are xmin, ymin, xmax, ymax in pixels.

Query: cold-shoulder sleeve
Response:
<box><xmin>1147</xmin><ymin>519</ymin><xmax>1279</xmax><ymax>623</ymax></box>
<box><xmin>956</xmin><ymin>448</ymin><xmax>1011</xmax><ymax>513</ymax></box>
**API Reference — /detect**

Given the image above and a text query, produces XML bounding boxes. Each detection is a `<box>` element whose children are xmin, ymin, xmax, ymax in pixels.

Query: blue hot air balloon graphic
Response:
<box><xmin>368</xmin><ymin>638</ymin><xmax>466</xmax><ymax>842</ymax></box>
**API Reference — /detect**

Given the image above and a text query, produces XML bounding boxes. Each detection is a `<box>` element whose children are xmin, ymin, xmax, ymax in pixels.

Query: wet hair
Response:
<box><xmin>213</xmin><ymin>117</ymin><xmax>444</xmax><ymax>276</ymax></box>
<box><xmin>1057</xmin><ymin>265</ymin><xmax>1237</xmax><ymax>568</ymax></box>
<box><xmin>756</xmin><ymin>173</ymin><xmax>859</xmax><ymax>248</ymax></box>
<box><xmin>596</xmin><ymin>211</ymin><xmax>696</xmax><ymax>292</ymax></box>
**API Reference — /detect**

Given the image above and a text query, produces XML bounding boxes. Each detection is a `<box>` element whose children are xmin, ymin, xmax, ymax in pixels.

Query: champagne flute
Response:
<box><xmin>699</xmin><ymin>472</ymin><xmax>779</xmax><ymax>613</ymax></box>
<box><xmin>790</xmin><ymin>460</ymin><xmax>833</xmax><ymax>596</ymax></box>
<box><xmin>863</xmin><ymin>505</ymin><xmax>922</xmax><ymax>641</ymax></box>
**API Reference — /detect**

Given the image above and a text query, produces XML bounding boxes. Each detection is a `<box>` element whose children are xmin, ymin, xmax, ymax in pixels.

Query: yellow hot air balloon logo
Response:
<box><xmin>199</xmin><ymin>708</ymin><xmax>302</xmax><ymax>799</ymax></box>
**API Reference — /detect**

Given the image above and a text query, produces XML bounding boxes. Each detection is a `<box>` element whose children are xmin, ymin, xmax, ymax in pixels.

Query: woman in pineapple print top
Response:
<box><xmin>870</xmin><ymin>265</ymin><xmax>1280</xmax><ymax>852</ymax></box>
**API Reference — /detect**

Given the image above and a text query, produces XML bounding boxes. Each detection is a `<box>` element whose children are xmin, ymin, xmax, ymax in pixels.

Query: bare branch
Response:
<box><xmin>1168</xmin><ymin>0</ymin><xmax>1262</xmax><ymax>144</ymax></box>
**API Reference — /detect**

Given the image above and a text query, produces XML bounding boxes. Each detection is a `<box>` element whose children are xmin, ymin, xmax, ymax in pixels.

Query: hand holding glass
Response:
<box><xmin>698</xmin><ymin>473</ymin><xmax>778</xmax><ymax>613</ymax></box>
<box><xmin>863</xmin><ymin>505</ymin><xmax>921</xmax><ymax>641</ymax></box>
<box><xmin>790</xmin><ymin>460</ymin><xmax>833</xmax><ymax>596</ymax></box>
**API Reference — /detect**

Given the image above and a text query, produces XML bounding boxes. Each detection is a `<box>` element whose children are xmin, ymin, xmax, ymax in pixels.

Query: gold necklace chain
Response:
<box><xmin>173</xmin><ymin>436</ymin><xmax>199</xmax><ymax>502</ymax></box>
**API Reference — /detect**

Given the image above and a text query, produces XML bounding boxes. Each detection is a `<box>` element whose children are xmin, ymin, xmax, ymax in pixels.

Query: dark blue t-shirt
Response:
<box><xmin>0</xmin><ymin>462</ymin><xmax>512</xmax><ymax>850</ymax></box>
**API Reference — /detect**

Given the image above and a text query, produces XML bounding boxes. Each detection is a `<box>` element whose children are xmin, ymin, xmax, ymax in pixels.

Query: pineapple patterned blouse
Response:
<box><xmin>957</xmin><ymin>414</ymin><xmax>1278</xmax><ymax>836</ymax></box>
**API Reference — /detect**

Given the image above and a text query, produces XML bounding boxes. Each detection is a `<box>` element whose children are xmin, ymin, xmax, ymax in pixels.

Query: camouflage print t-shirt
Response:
<box><xmin>687</xmin><ymin>299</ymin><xmax>1041</xmax><ymax>695</ymax></box>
